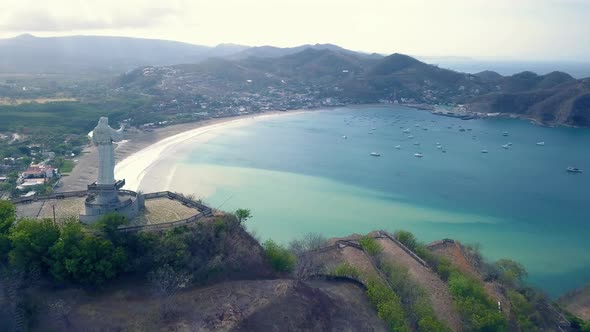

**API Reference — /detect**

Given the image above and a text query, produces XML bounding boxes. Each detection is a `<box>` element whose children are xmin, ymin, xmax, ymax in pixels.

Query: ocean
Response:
<box><xmin>132</xmin><ymin>105</ymin><xmax>590</xmax><ymax>297</ymax></box>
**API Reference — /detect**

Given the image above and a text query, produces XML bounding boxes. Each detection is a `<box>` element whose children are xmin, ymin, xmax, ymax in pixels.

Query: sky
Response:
<box><xmin>0</xmin><ymin>0</ymin><xmax>589</xmax><ymax>60</ymax></box>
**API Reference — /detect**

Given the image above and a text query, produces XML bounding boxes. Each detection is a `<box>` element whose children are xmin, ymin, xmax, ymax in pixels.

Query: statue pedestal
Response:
<box><xmin>80</xmin><ymin>179</ymin><xmax>142</xmax><ymax>224</ymax></box>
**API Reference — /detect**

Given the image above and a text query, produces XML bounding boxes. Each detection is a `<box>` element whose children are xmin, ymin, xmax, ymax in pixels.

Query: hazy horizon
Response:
<box><xmin>1</xmin><ymin>0</ymin><xmax>589</xmax><ymax>62</ymax></box>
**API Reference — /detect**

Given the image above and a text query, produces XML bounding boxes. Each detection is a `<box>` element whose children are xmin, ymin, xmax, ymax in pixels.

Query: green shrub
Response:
<box><xmin>359</xmin><ymin>235</ymin><xmax>383</xmax><ymax>256</ymax></box>
<box><xmin>263</xmin><ymin>239</ymin><xmax>296</xmax><ymax>272</ymax></box>
<box><xmin>213</xmin><ymin>218</ymin><xmax>227</xmax><ymax>236</ymax></box>
<box><xmin>332</xmin><ymin>263</ymin><xmax>362</xmax><ymax>279</ymax></box>
<box><xmin>436</xmin><ymin>257</ymin><xmax>453</xmax><ymax>281</ymax></box>
<box><xmin>394</xmin><ymin>230</ymin><xmax>418</xmax><ymax>252</ymax></box>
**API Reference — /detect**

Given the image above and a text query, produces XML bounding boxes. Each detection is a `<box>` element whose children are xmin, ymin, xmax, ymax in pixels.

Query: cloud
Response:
<box><xmin>0</xmin><ymin>7</ymin><xmax>179</xmax><ymax>32</ymax></box>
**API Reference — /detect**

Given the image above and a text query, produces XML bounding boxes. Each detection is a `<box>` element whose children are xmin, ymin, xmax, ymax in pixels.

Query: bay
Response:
<box><xmin>135</xmin><ymin>105</ymin><xmax>590</xmax><ymax>297</ymax></box>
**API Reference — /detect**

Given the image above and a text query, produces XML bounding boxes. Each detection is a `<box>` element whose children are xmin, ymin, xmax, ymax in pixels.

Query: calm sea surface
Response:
<box><xmin>155</xmin><ymin>106</ymin><xmax>590</xmax><ymax>297</ymax></box>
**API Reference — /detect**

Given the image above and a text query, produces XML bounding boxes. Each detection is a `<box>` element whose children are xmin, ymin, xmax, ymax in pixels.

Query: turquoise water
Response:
<box><xmin>174</xmin><ymin>105</ymin><xmax>590</xmax><ymax>297</ymax></box>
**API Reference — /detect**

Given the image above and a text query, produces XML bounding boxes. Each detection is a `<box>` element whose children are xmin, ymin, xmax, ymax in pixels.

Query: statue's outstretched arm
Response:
<box><xmin>110</xmin><ymin>125</ymin><xmax>125</xmax><ymax>142</ymax></box>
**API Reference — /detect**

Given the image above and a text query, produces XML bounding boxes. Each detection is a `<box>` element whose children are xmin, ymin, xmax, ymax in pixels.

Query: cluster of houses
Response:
<box><xmin>16</xmin><ymin>164</ymin><xmax>59</xmax><ymax>196</ymax></box>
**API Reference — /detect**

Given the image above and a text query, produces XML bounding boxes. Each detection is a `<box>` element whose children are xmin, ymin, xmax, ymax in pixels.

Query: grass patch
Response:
<box><xmin>331</xmin><ymin>262</ymin><xmax>362</xmax><ymax>279</ymax></box>
<box><xmin>58</xmin><ymin>159</ymin><xmax>75</xmax><ymax>173</ymax></box>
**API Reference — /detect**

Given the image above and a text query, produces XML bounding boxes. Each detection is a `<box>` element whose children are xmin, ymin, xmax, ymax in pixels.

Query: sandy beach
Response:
<box><xmin>56</xmin><ymin>110</ymin><xmax>310</xmax><ymax>192</ymax></box>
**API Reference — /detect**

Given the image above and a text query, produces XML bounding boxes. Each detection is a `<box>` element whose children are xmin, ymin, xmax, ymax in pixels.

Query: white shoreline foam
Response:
<box><xmin>115</xmin><ymin>112</ymin><xmax>302</xmax><ymax>191</ymax></box>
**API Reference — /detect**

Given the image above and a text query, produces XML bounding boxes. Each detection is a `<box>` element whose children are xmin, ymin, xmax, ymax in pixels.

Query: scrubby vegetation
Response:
<box><xmin>359</xmin><ymin>235</ymin><xmax>383</xmax><ymax>256</ymax></box>
<box><xmin>381</xmin><ymin>262</ymin><xmax>451</xmax><ymax>332</ymax></box>
<box><xmin>332</xmin><ymin>262</ymin><xmax>362</xmax><ymax>280</ymax></box>
<box><xmin>366</xmin><ymin>277</ymin><xmax>411</xmax><ymax>332</ymax></box>
<box><xmin>0</xmin><ymin>201</ymin><xmax>272</xmax><ymax>330</ymax></box>
<box><xmin>263</xmin><ymin>239</ymin><xmax>296</xmax><ymax>272</ymax></box>
<box><xmin>393</xmin><ymin>229</ymin><xmax>589</xmax><ymax>332</ymax></box>
<box><xmin>1</xmin><ymin>201</ymin><xmax>588</xmax><ymax>331</ymax></box>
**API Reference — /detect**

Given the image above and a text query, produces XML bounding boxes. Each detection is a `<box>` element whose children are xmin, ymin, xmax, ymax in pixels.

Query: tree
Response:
<box><xmin>495</xmin><ymin>258</ymin><xmax>527</xmax><ymax>287</ymax></box>
<box><xmin>235</xmin><ymin>208</ymin><xmax>252</xmax><ymax>224</ymax></box>
<box><xmin>0</xmin><ymin>200</ymin><xmax>16</xmax><ymax>233</ymax></box>
<box><xmin>49</xmin><ymin>222</ymin><xmax>127</xmax><ymax>286</ymax></box>
<box><xmin>92</xmin><ymin>213</ymin><xmax>128</xmax><ymax>245</ymax></box>
<box><xmin>288</xmin><ymin>232</ymin><xmax>327</xmax><ymax>255</ymax></box>
<box><xmin>0</xmin><ymin>201</ymin><xmax>16</xmax><ymax>261</ymax></box>
<box><xmin>8</xmin><ymin>218</ymin><xmax>60</xmax><ymax>272</ymax></box>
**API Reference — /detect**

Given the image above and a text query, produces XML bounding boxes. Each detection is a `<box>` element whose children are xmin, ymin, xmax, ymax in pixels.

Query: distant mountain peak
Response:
<box><xmin>14</xmin><ymin>33</ymin><xmax>36</xmax><ymax>39</ymax></box>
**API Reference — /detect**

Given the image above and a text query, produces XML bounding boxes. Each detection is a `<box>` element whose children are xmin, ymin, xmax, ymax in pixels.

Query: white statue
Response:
<box><xmin>92</xmin><ymin>117</ymin><xmax>124</xmax><ymax>185</ymax></box>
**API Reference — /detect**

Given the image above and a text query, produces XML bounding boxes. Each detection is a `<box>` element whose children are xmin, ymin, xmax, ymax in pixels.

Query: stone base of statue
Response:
<box><xmin>79</xmin><ymin>179</ymin><xmax>144</xmax><ymax>224</ymax></box>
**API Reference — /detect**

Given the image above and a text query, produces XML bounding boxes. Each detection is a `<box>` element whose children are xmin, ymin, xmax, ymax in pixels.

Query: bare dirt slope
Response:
<box><xmin>375</xmin><ymin>237</ymin><xmax>463</xmax><ymax>331</ymax></box>
<box><xmin>33</xmin><ymin>279</ymin><xmax>386</xmax><ymax>332</ymax></box>
<box><xmin>559</xmin><ymin>284</ymin><xmax>590</xmax><ymax>320</ymax></box>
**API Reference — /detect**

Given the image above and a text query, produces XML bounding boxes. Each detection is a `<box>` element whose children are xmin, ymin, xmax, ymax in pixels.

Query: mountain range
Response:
<box><xmin>1</xmin><ymin>34</ymin><xmax>589</xmax><ymax>126</ymax></box>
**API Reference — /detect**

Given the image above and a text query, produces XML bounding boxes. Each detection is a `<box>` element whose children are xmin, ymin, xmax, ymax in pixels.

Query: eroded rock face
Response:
<box><xmin>31</xmin><ymin>279</ymin><xmax>386</xmax><ymax>332</ymax></box>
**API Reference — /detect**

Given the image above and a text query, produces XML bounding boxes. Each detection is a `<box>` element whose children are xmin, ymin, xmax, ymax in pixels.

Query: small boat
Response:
<box><xmin>402</xmin><ymin>128</ymin><xmax>411</xmax><ymax>133</ymax></box>
<box><xmin>536</xmin><ymin>142</ymin><xmax>545</xmax><ymax>146</ymax></box>
<box><xmin>413</xmin><ymin>142</ymin><xmax>420</xmax><ymax>145</ymax></box>
<box><xmin>368</xmin><ymin>132</ymin><xmax>374</xmax><ymax>135</ymax></box>
<box><xmin>342</xmin><ymin>135</ymin><xmax>347</xmax><ymax>139</ymax></box>
<box><xmin>503</xmin><ymin>131</ymin><xmax>509</xmax><ymax>137</ymax></box>
<box><xmin>501</xmin><ymin>144</ymin><xmax>509</xmax><ymax>149</ymax></box>
<box><xmin>481</xmin><ymin>150</ymin><xmax>488</xmax><ymax>153</ymax></box>
<box><xmin>408</xmin><ymin>135</ymin><xmax>414</xmax><ymax>139</ymax></box>
<box><xmin>371</xmin><ymin>128</ymin><xmax>377</xmax><ymax>131</ymax></box>
<box><xmin>566</xmin><ymin>167</ymin><xmax>583</xmax><ymax>173</ymax></box>
<box><xmin>394</xmin><ymin>145</ymin><xmax>401</xmax><ymax>149</ymax></box>
<box><xmin>459</xmin><ymin>128</ymin><xmax>466</xmax><ymax>132</ymax></box>
<box><xmin>442</xmin><ymin>149</ymin><xmax>447</xmax><ymax>153</ymax></box>
<box><xmin>414</xmin><ymin>153</ymin><xmax>423</xmax><ymax>158</ymax></box>
<box><xmin>436</xmin><ymin>142</ymin><xmax>440</xmax><ymax>145</ymax></box>
<box><xmin>370</xmin><ymin>152</ymin><xmax>381</xmax><ymax>157</ymax></box>
<box><xmin>422</xmin><ymin>127</ymin><xmax>428</xmax><ymax>131</ymax></box>
<box><xmin>507</xmin><ymin>142</ymin><xmax>513</xmax><ymax>146</ymax></box>
<box><xmin>437</xmin><ymin>145</ymin><xmax>442</xmax><ymax>149</ymax></box>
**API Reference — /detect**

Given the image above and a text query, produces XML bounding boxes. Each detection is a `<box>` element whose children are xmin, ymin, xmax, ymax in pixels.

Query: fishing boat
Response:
<box><xmin>566</xmin><ymin>167</ymin><xmax>583</xmax><ymax>173</ymax></box>
<box><xmin>394</xmin><ymin>145</ymin><xmax>401</xmax><ymax>149</ymax></box>
<box><xmin>370</xmin><ymin>152</ymin><xmax>381</xmax><ymax>157</ymax></box>
<box><xmin>414</xmin><ymin>153</ymin><xmax>423</xmax><ymax>158</ymax></box>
